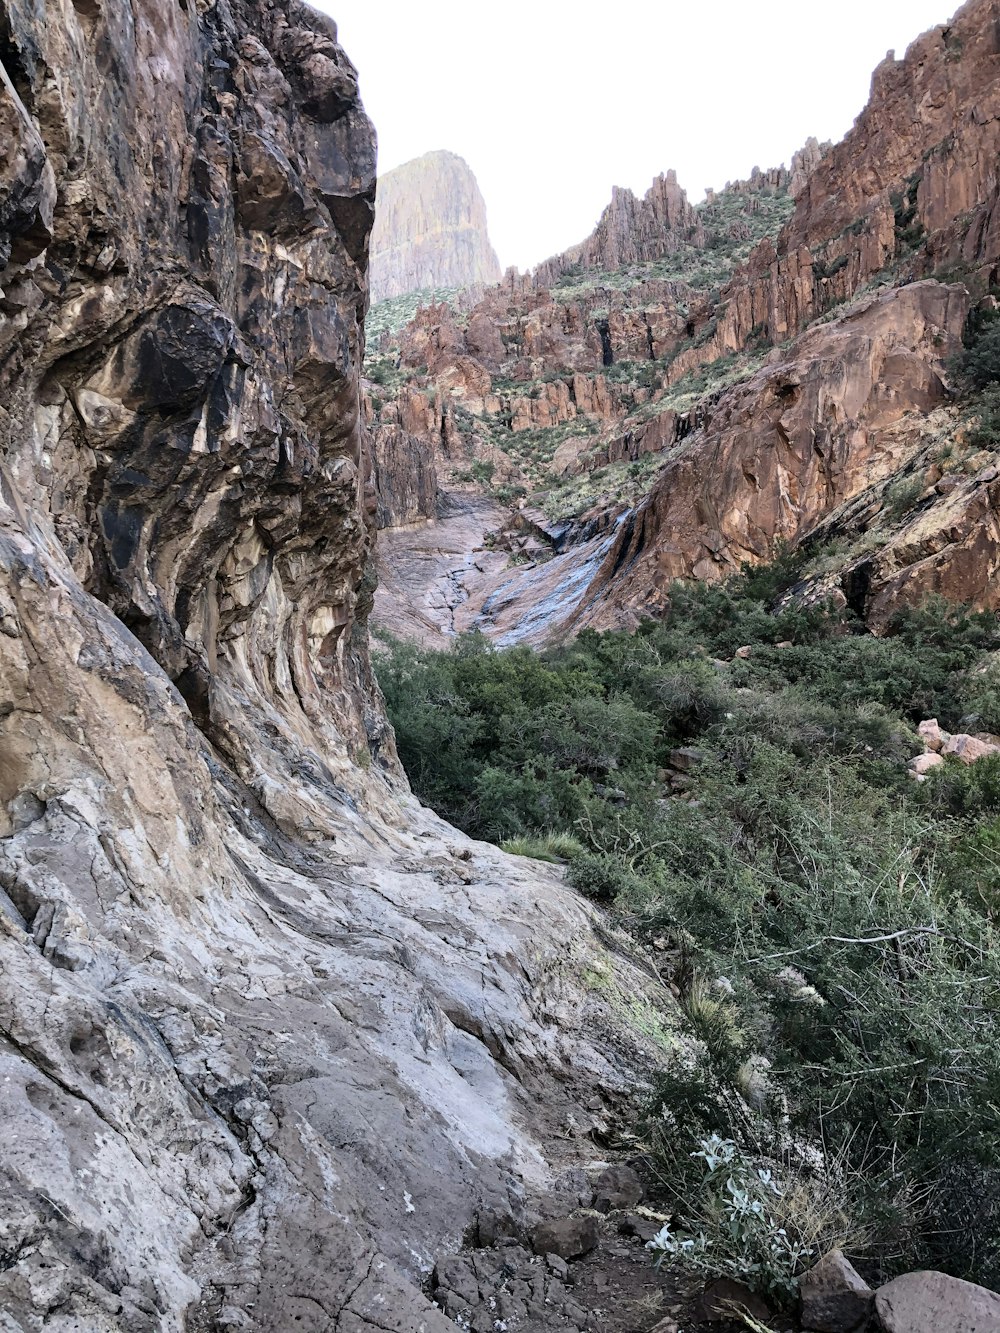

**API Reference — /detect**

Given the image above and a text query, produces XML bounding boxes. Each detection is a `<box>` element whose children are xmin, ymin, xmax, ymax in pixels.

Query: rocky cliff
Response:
<box><xmin>369</xmin><ymin>149</ymin><xmax>502</xmax><ymax>302</ymax></box>
<box><xmin>0</xmin><ymin>3</ymin><xmax>665</xmax><ymax>1329</ymax></box>
<box><xmin>532</xmin><ymin>170</ymin><xmax>706</xmax><ymax>289</ymax></box>
<box><xmin>367</xmin><ymin>0</ymin><xmax>1000</xmax><ymax>646</ymax></box>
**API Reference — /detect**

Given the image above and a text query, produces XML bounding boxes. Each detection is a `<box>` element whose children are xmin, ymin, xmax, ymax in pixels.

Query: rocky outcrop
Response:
<box><xmin>370</xmin><ymin>149</ymin><xmax>502</xmax><ymax>301</ymax></box>
<box><xmin>687</xmin><ymin>0</ymin><xmax>1000</xmax><ymax>366</ymax></box>
<box><xmin>571</xmin><ymin>281</ymin><xmax>969</xmax><ymax>626</ymax></box>
<box><xmin>0</xmin><ymin>2</ymin><xmax>670</xmax><ymax>1329</ymax></box>
<box><xmin>533</xmin><ymin>170</ymin><xmax>705</xmax><ymax>288</ymax></box>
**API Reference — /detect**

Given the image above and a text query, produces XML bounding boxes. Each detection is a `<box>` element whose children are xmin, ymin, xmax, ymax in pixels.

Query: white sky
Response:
<box><xmin>315</xmin><ymin>0</ymin><xmax>958</xmax><ymax>271</ymax></box>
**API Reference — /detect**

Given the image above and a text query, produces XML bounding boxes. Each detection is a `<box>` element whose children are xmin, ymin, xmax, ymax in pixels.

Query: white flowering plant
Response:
<box><xmin>647</xmin><ymin>1135</ymin><xmax>810</xmax><ymax>1306</ymax></box>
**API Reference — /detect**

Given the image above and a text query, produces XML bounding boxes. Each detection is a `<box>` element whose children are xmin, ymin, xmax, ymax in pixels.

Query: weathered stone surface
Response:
<box><xmin>919</xmin><ymin>719</ymin><xmax>950</xmax><ymax>752</ymax></box>
<box><xmin>0</xmin><ymin>1</ymin><xmax>676</xmax><ymax>1329</ymax></box>
<box><xmin>532</xmin><ymin>1215</ymin><xmax>600</xmax><ymax>1260</ymax></box>
<box><xmin>593</xmin><ymin>1163</ymin><xmax>644</xmax><ymax>1212</ymax></box>
<box><xmin>370</xmin><ymin>150</ymin><xmax>501</xmax><ymax>302</ymax></box>
<box><xmin>909</xmin><ymin>752</ymin><xmax>946</xmax><ymax>777</ymax></box>
<box><xmin>943</xmin><ymin>732</ymin><xmax>1000</xmax><ymax>763</ymax></box>
<box><xmin>799</xmin><ymin>1250</ymin><xmax>874</xmax><ymax>1333</ymax></box>
<box><xmin>875</xmin><ymin>1269</ymin><xmax>1000</xmax><ymax>1332</ymax></box>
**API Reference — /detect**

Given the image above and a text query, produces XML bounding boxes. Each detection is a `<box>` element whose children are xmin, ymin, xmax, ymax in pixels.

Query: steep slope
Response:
<box><xmin>369</xmin><ymin>149</ymin><xmax>502</xmax><ymax>301</ymax></box>
<box><xmin>0</xmin><ymin>3</ymin><xmax>668</xmax><ymax>1329</ymax></box>
<box><xmin>368</xmin><ymin>0</ymin><xmax>1000</xmax><ymax>646</ymax></box>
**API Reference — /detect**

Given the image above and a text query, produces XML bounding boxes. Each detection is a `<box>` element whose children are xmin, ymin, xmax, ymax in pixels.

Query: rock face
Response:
<box><xmin>534</xmin><ymin>170</ymin><xmax>705</xmax><ymax>287</ymax></box>
<box><xmin>370</xmin><ymin>149</ymin><xmax>502</xmax><ymax>301</ymax></box>
<box><xmin>0</xmin><ymin>2</ymin><xmax>670</xmax><ymax>1329</ymax></box>
<box><xmin>574</xmin><ymin>281</ymin><xmax>969</xmax><ymax>627</ymax></box>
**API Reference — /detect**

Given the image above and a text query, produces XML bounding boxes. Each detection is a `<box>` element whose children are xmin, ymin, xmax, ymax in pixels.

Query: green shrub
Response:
<box><xmin>376</xmin><ymin>570</ymin><xmax>1000</xmax><ymax>1288</ymax></box>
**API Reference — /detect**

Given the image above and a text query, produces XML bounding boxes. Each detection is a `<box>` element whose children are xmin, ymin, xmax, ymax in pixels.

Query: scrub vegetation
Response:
<box><xmin>377</xmin><ymin>558</ymin><xmax>1000</xmax><ymax>1302</ymax></box>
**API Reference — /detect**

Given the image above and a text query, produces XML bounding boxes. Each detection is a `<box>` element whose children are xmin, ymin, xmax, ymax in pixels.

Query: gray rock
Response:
<box><xmin>593</xmin><ymin>1163</ymin><xmax>644</xmax><ymax>1212</ymax></box>
<box><xmin>875</xmin><ymin>1270</ymin><xmax>1000</xmax><ymax>1332</ymax></box>
<box><xmin>546</xmin><ymin>1252</ymin><xmax>571</xmax><ymax>1280</ymax></box>
<box><xmin>532</xmin><ymin>1215</ymin><xmax>601</xmax><ymax>1260</ymax></box>
<box><xmin>799</xmin><ymin>1250</ymin><xmax>873</xmax><ymax>1332</ymax></box>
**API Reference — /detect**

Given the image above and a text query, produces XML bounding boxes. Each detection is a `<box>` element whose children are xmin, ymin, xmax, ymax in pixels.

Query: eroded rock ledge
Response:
<box><xmin>0</xmin><ymin>2</ymin><xmax>666</xmax><ymax>1328</ymax></box>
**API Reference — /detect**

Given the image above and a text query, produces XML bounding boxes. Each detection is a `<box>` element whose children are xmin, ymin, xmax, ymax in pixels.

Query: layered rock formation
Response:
<box><xmin>369</xmin><ymin>0</ymin><xmax>1000</xmax><ymax>646</ymax></box>
<box><xmin>0</xmin><ymin>2</ymin><xmax>667</xmax><ymax>1329</ymax></box>
<box><xmin>369</xmin><ymin>149</ymin><xmax>502</xmax><ymax>301</ymax></box>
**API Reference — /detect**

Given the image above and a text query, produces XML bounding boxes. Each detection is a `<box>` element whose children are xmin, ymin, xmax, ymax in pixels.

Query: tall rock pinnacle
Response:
<box><xmin>370</xmin><ymin>149</ymin><xmax>502</xmax><ymax>301</ymax></box>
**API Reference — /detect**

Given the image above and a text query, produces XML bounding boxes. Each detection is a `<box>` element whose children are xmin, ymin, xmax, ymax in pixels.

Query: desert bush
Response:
<box><xmin>377</xmin><ymin>568</ymin><xmax>1000</xmax><ymax>1287</ymax></box>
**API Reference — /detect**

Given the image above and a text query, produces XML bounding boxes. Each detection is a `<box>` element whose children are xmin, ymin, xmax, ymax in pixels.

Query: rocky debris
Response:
<box><xmin>430</xmin><ymin>1242</ymin><xmax>590</xmax><ymax>1331</ymax></box>
<box><xmin>909</xmin><ymin>720</ymin><xmax>1000</xmax><ymax>779</ymax></box>
<box><xmin>370</xmin><ymin>150</ymin><xmax>501</xmax><ymax>302</ymax></box>
<box><xmin>799</xmin><ymin>1250</ymin><xmax>874</xmax><ymax>1332</ymax></box>
<box><xmin>874</xmin><ymin>1269</ymin><xmax>1000</xmax><ymax>1332</ymax></box>
<box><xmin>592</xmin><ymin>1163</ymin><xmax>644</xmax><ymax>1213</ymax></box>
<box><xmin>618</xmin><ymin>1212</ymin><xmax>663</xmax><ymax>1244</ymax></box>
<box><xmin>532</xmin><ymin>1215</ymin><xmax>601</xmax><ymax>1260</ymax></box>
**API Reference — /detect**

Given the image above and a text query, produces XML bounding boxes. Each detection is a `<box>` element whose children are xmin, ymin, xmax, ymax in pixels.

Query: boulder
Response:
<box><xmin>532</xmin><ymin>1215</ymin><xmax>600</xmax><ymax>1260</ymax></box>
<box><xmin>942</xmin><ymin>733</ymin><xmax>1000</xmax><ymax>764</ymax></box>
<box><xmin>908</xmin><ymin>752</ymin><xmax>944</xmax><ymax>777</ymax></box>
<box><xmin>799</xmin><ymin>1250</ymin><xmax>874</xmax><ymax>1332</ymax></box>
<box><xmin>592</xmin><ymin>1164</ymin><xmax>644</xmax><ymax>1213</ymax></box>
<box><xmin>917</xmin><ymin>719</ymin><xmax>950</xmax><ymax>752</ymax></box>
<box><xmin>695</xmin><ymin>1277</ymin><xmax>772</xmax><ymax>1324</ymax></box>
<box><xmin>875</xmin><ymin>1270</ymin><xmax>1000</xmax><ymax>1332</ymax></box>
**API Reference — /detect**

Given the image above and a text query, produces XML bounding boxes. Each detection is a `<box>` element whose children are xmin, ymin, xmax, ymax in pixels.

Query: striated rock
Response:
<box><xmin>875</xmin><ymin>1270</ymin><xmax>1000</xmax><ymax>1332</ymax></box>
<box><xmin>799</xmin><ymin>1250</ymin><xmax>874</xmax><ymax>1332</ymax></box>
<box><xmin>0</xmin><ymin>1</ymin><xmax>677</xmax><ymax>1329</ymax></box>
<box><xmin>370</xmin><ymin>149</ymin><xmax>501</xmax><ymax>301</ymax></box>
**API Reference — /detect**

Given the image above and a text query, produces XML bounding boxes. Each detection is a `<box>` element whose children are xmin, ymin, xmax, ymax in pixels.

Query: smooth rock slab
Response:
<box><xmin>875</xmin><ymin>1270</ymin><xmax>1000</xmax><ymax>1332</ymax></box>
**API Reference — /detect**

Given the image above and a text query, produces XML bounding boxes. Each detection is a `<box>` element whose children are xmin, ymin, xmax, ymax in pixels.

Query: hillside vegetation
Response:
<box><xmin>377</xmin><ymin>565</ymin><xmax>1000</xmax><ymax>1301</ymax></box>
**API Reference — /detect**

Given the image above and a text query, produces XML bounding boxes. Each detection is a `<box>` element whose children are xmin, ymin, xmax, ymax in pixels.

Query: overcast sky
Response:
<box><xmin>315</xmin><ymin>0</ymin><xmax>957</xmax><ymax>271</ymax></box>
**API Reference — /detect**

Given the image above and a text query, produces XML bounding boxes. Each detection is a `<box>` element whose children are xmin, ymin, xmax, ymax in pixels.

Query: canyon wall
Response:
<box><xmin>0</xmin><ymin>3</ymin><xmax>663</xmax><ymax>1329</ymax></box>
<box><xmin>369</xmin><ymin>149</ymin><xmax>502</xmax><ymax>301</ymax></box>
<box><xmin>368</xmin><ymin>0</ymin><xmax>1000</xmax><ymax>646</ymax></box>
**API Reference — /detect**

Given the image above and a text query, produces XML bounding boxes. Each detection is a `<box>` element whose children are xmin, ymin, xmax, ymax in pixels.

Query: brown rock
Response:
<box><xmin>695</xmin><ymin>1277</ymin><xmax>772</xmax><ymax>1324</ymax></box>
<box><xmin>909</xmin><ymin>752</ymin><xmax>945</xmax><ymax>777</ymax></box>
<box><xmin>592</xmin><ymin>1164</ymin><xmax>644</xmax><ymax>1213</ymax></box>
<box><xmin>799</xmin><ymin>1250</ymin><xmax>874</xmax><ymax>1333</ymax></box>
<box><xmin>532</xmin><ymin>1216</ymin><xmax>600</xmax><ymax>1260</ymax></box>
<box><xmin>918</xmin><ymin>719</ymin><xmax>950</xmax><ymax>752</ymax></box>
<box><xmin>875</xmin><ymin>1270</ymin><xmax>1000</xmax><ymax>1332</ymax></box>
<box><xmin>943</xmin><ymin>733</ymin><xmax>1000</xmax><ymax>764</ymax></box>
